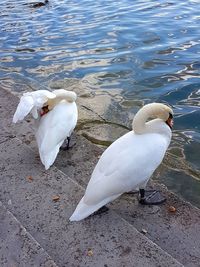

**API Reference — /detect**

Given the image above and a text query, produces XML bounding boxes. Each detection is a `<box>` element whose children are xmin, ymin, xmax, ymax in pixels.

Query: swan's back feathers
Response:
<box><xmin>52</xmin><ymin>89</ymin><xmax>77</xmax><ymax>103</ymax></box>
<box><xmin>87</xmin><ymin>131</ymin><xmax>167</xmax><ymax>196</ymax></box>
<box><xmin>13</xmin><ymin>90</ymin><xmax>56</xmax><ymax>122</ymax></box>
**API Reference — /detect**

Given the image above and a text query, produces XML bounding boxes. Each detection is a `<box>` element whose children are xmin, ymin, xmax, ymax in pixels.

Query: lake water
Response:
<box><xmin>0</xmin><ymin>0</ymin><xmax>200</xmax><ymax>207</ymax></box>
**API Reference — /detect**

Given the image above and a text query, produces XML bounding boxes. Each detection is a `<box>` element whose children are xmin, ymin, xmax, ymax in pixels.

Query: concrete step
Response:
<box><xmin>0</xmin><ymin>201</ymin><xmax>58</xmax><ymax>267</ymax></box>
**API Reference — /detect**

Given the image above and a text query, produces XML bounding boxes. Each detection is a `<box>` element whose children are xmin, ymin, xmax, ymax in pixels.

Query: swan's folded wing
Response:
<box><xmin>13</xmin><ymin>95</ymin><xmax>34</xmax><ymax>123</ymax></box>
<box><xmin>37</xmin><ymin>105</ymin><xmax>76</xmax><ymax>153</ymax></box>
<box><xmin>85</xmin><ymin>132</ymin><xmax>167</xmax><ymax>205</ymax></box>
<box><xmin>33</xmin><ymin>90</ymin><xmax>56</xmax><ymax>105</ymax></box>
<box><xmin>13</xmin><ymin>90</ymin><xmax>56</xmax><ymax>122</ymax></box>
<box><xmin>35</xmin><ymin>102</ymin><xmax>78</xmax><ymax>169</ymax></box>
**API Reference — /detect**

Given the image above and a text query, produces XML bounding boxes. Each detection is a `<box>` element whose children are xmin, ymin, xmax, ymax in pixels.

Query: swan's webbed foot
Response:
<box><xmin>139</xmin><ymin>189</ymin><xmax>166</xmax><ymax>205</ymax></box>
<box><xmin>125</xmin><ymin>190</ymin><xmax>138</xmax><ymax>195</ymax></box>
<box><xmin>93</xmin><ymin>206</ymin><xmax>109</xmax><ymax>216</ymax></box>
<box><xmin>61</xmin><ymin>136</ymin><xmax>76</xmax><ymax>151</ymax></box>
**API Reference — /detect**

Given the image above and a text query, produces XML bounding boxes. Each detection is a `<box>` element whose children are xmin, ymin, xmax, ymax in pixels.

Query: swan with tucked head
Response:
<box><xmin>13</xmin><ymin>89</ymin><xmax>78</xmax><ymax>170</ymax></box>
<box><xmin>35</xmin><ymin>89</ymin><xmax>78</xmax><ymax>170</ymax></box>
<box><xmin>70</xmin><ymin>103</ymin><xmax>173</xmax><ymax>221</ymax></box>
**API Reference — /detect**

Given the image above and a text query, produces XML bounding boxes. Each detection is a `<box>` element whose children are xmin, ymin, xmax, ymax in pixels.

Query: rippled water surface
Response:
<box><xmin>1</xmin><ymin>0</ymin><xmax>200</xmax><ymax>206</ymax></box>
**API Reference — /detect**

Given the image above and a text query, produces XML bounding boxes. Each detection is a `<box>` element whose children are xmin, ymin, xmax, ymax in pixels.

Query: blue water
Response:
<box><xmin>0</xmin><ymin>0</ymin><xmax>200</xmax><ymax>206</ymax></box>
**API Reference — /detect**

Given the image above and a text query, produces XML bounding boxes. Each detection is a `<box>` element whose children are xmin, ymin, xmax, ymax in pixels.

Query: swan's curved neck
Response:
<box><xmin>47</xmin><ymin>91</ymin><xmax>76</xmax><ymax>110</ymax></box>
<box><xmin>132</xmin><ymin>104</ymin><xmax>164</xmax><ymax>134</ymax></box>
<box><xmin>47</xmin><ymin>98</ymin><xmax>61</xmax><ymax>110</ymax></box>
<box><xmin>132</xmin><ymin>109</ymin><xmax>148</xmax><ymax>134</ymax></box>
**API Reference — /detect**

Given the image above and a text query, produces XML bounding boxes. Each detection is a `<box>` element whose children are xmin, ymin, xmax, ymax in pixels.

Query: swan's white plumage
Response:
<box><xmin>70</xmin><ymin>103</ymin><xmax>173</xmax><ymax>221</ymax></box>
<box><xmin>36</xmin><ymin>100</ymin><xmax>77</xmax><ymax>170</ymax></box>
<box><xmin>13</xmin><ymin>89</ymin><xmax>78</xmax><ymax>170</ymax></box>
<box><xmin>13</xmin><ymin>90</ymin><xmax>56</xmax><ymax>122</ymax></box>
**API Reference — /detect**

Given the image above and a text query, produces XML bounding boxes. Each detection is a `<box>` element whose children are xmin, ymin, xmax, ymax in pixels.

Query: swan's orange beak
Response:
<box><xmin>166</xmin><ymin>117</ymin><xmax>173</xmax><ymax>129</ymax></box>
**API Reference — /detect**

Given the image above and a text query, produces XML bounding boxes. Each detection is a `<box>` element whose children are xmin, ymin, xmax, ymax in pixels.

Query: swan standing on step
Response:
<box><xmin>13</xmin><ymin>89</ymin><xmax>78</xmax><ymax>170</ymax></box>
<box><xmin>70</xmin><ymin>103</ymin><xmax>173</xmax><ymax>221</ymax></box>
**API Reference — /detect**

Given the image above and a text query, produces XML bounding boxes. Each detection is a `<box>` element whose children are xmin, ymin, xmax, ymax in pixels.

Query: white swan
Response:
<box><xmin>70</xmin><ymin>103</ymin><xmax>173</xmax><ymax>221</ymax></box>
<box><xmin>13</xmin><ymin>89</ymin><xmax>78</xmax><ymax>170</ymax></box>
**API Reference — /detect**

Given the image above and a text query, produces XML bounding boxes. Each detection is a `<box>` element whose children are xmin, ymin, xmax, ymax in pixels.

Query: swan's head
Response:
<box><xmin>148</xmin><ymin>103</ymin><xmax>173</xmax><ymax>128</ymax></box>
<box><xmin>132</xmin><ymin>103</ymin><xmax>173</xmax><ymax>134</ymax></box>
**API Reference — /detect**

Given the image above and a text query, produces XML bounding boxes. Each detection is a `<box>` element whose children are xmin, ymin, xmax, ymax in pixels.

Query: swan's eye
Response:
<box><xmin>169</xmin><ymin>112</ymin><xmax>173</xmax><ymax>119</ymax></box>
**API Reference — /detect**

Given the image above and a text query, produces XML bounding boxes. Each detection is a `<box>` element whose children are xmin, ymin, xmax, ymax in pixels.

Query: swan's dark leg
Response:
<box><xmin>61</xmin><ymin>135</ymin><xmax>76</xmax><ymax>151</ymax></box>
<box><xmin>125</xmin><ymin>190</ymin><xmax>138</xmax><ymax>195</ymax></box>
<box><xmin>93</xmin><ymin>206</ymin><xmax>109</xmax><ymax>216</ymax></box>
<box><xmin>61</xmin><ymin>137</ymin><xmax>71</xmax><ymax>150</ymax></box>
<box><xmin>139</xmin><ymin>188</ymin><xmax>166</xmax><ymax>205</ymax></box>
<box><xmin>66</xmin><ymin>137</ymin><xmax>70</xmax><ymax>150</ymax></box>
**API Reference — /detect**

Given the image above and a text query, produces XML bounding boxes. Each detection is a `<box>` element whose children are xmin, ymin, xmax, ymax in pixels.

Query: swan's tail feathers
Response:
<box><xmin>39</xmin><ymin>146</ymin><xmax>60</xmax><ymax>170</ymax></box>
<box><xmin>70</xmin><ymin>197</ymin><xmax>100</xmax><ymax>221</ymax></box>
<box><xmin>69</xmin><ymin>194</ymin><xmax>121</xmax><ymax>221</ymax></box>
<box><xmin>13</xmin><ymin>95</ymin><xmax>34</xmax><ymax>123</ymax></box>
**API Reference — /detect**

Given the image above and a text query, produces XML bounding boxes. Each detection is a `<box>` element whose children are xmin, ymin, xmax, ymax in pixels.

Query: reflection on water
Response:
<box><xmin>0</xmin><ymin>0</ymin><xmax>200</xmax><ymax>206</ymax></box>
